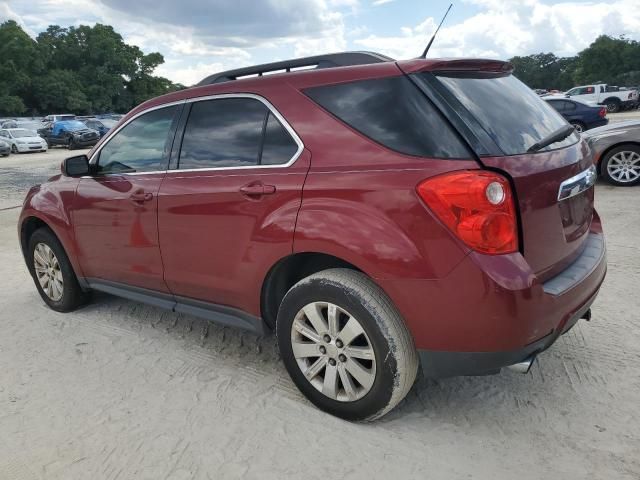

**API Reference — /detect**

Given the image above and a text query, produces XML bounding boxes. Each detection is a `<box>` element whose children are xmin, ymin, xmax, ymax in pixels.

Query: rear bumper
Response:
<box><xmin>587</xmin><ymin>118</ymin><xmax>608</xmax><ymax>130</ymax></box>
<box><xmin>378</xmin><ymin>218</ymin><xmax>607</xmax><ymax>378</ymax></box>
<box><xmin>417</xmin><ymin>291</ymin><xmax>596</xmax><ymax>377</ymax></box>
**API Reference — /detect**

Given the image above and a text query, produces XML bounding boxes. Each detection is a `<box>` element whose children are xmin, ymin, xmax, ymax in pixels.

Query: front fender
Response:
<box><xmin>19</xmin><ymin>176</ymin><xmax>84</xmax><ymax>279</ymax></box>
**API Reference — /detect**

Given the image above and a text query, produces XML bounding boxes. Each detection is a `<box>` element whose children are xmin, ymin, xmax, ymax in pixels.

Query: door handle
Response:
<box><xmin>239</xmin><ymin>183</ymin><xmax>276</xmax><ymax>197</ymax></box>
<box><xmin>130</xmin><ymin>191</ymin><xmax>153</xmax><ymax>203</ymax></box>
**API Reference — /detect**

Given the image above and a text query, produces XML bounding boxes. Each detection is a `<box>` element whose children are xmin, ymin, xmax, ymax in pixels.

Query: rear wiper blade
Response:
<box><xmin>527</xmin><ymin>124</ymin><xmax>576</xmax><ymax>153</ymax></box>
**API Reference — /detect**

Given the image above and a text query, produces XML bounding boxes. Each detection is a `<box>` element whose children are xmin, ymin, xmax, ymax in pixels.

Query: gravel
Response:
<box><xmin>0</xmin><ymin>148</ymin><xmax>639</xmax><ymax>479</ymax></box>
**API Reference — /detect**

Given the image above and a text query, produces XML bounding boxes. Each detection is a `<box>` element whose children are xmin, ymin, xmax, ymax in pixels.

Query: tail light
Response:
<box><xmin>599</xmin><ymin>107</ymin><xmax>607</xmax><ymax>118</ymax></box>
<box><xmin>417</xmin><ymin>171</ymin><xmax>518</xmax><ymax>255</ymax></box>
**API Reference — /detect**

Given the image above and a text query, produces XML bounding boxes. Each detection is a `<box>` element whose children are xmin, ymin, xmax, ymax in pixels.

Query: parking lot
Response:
<box><xmin>0</xmin><ymin>147</ymin><xmax>639</xmax><ymax>479</ymax></box>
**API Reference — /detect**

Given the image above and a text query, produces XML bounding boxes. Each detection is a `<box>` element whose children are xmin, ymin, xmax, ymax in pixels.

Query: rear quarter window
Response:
<box><xmin>304</xmin><ymin>76</ymin><xmax>471</xmax><ymax>159</ymax></box>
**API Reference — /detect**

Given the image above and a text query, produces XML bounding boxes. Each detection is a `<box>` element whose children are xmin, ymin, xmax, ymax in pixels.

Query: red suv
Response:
<box><xmin>19</xmin><ymin>52</ymin><xmax>606</xmax><ymax>420</ymax></box>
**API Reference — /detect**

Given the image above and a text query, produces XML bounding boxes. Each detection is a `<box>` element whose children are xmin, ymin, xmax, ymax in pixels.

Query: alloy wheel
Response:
<box><xmin>607</xmin><ymin>151</ymin><xmax>640</xmax><ymax>183</ymax></box>
<box><xmin>33</xmin><ymin>242</ymin><xmax>64</xmax><ymax>301</ymax></box>
<box><xmin>290</xmin><ymin>302</ymin><xmax>376</xmax><ymax>402</ymax></box>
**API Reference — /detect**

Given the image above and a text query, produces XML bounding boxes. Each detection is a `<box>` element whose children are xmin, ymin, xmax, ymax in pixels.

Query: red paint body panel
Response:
<box><xmin>481</xmin><ymin>140</ymin><xmax>594</xmax><ymax>280</ymax></box>
<box><xmin>72</xmin><ymin>173</ymin><xmax>168</xmax><ymax>291</ymax></box>
<box><xmin>157</xmin><ymin>151</ymin><xmax>311</xmax><ymax>316</ymax></box>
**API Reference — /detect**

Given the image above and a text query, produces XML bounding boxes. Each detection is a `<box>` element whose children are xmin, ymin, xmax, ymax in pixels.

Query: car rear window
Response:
<box><xmin>305</xmin><ymin>76</ymin><xmax>471</xmax><ymax>159</ymax></box>
<box><xmin>434</xmin><ymin>73</ymin><xmax>578</xmax><ymax>155</ymax></box>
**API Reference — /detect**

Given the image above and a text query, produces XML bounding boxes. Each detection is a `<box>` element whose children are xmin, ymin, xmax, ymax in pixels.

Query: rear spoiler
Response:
<box><xmin>397</xmin><ymin>58</ymin><xmax>514</xmax><ymax>75</ymax></box>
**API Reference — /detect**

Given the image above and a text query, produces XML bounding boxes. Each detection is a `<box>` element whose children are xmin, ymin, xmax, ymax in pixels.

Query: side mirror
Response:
<box><xmin>62</xmin><ymin>155</ymin><xmax>90</xmax><ymax>177</ymax></box>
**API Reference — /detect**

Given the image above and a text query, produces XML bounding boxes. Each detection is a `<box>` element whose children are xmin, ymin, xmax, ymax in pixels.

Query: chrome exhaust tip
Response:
<box><xmin>506</xmin><ymin>356</ymin><xmax>535</xmax><ymax>374</ymax></box>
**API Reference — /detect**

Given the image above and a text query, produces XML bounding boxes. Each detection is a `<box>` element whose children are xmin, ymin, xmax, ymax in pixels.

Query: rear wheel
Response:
<box><xmin>601</xmin><ymin>145</ymin><xmax>640</xmax><ymax>186</ymax></box>
<box><xmin>570</xmin><ymin>121</ymin><xmax>586</xmax><ymax>133</ymax></box>
<box><xmin>605</xmin><ymin>99</ymin><xmax>620</xmax><ymax>113</ymax></box>
<box><xmin>276</xmin><ymin>268</ymin><xmax>418</xmax><ymax>421</ymax></box>
<box><xmin>27</xmin><ymin>228</ymin><xmax>89</xmax><ymax>312</ymax></box>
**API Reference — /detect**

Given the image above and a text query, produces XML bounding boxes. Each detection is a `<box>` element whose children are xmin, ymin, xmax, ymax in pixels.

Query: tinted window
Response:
<box><xmin>260</xmin><ymin>112</ymin><xmax>299</xmax><ymax>165</ymax></box>
<box><xmin>564</xmin><ymin>101</ymin><xmax>577</xmax><ymax>111</ymax></box>
<box><xmin>97</xmin><ymin>106</ymin><xmax>177</xmax><ymax>174</ymax></box>
<box><xmin>436</xmin><ymin>74</ymin><xmax>577</xmax><ymax>155</ymax></box>
<box><xmin>547</xmin><ymin>100</ymin><xmax>565</xmax><ymax>112</ymax></box>
<box><xmin>305</xmin><ymin>76</ymin><xmax>471</xmax><ymax>158</ymax></box>
<box><xmin>179</xmin><ymin>98</ymin><xmax>266</xmax><ymax>169</ymax></box>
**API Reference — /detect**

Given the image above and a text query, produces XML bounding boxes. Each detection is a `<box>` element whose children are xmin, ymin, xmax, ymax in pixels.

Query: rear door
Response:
<box><xmin>415</xmin><ymin>70</ymin><xmax>594</xmax><ymax>280</ymax></box>
<box><xmin>157</xmin><ymin>95</ymin><xmax>309</xmax><ymax>314</ymax></box>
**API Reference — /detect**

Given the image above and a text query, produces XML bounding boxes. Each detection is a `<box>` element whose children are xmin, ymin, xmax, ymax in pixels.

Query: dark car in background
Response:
<box><xmin>583</xmin><ymin>120</ymin><xmax>640</xmax><ymax>186</ymax></box>
<box><xmin>81</xmin><ymin>118</ymin><xmax>118</xmax><ymax>137</ymax></box>
<box><xmin>0</xmin><ymin>138</ymin><xmax>10</xmax><ymax>156</ymax></box>
<box><xmin>544</xmin><ymin>97</ymin><xmax>608</xmax><ymax>133</ymax></box>
<box><xmin>38</xmin><ymin>120</ymin><xmax>100</xmax><ymax>149</ymax></box>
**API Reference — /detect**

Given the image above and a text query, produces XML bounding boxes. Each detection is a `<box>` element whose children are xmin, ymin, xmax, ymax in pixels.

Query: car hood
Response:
<box><xmin>14</xmin><ymin>136</ymin><xmax>45</xmax><ymax>142</ymax></box>
<box><xmin>582</xmin><ymin>120</ymin><xmax>640</xmax><ymax>137</ymax></box>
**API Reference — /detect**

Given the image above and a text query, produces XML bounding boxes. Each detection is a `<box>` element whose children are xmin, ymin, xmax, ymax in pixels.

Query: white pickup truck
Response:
<box><xmin>565</xmin><ymin>84</ymin><xmax>638</xmax><ymax>113</ymax></box>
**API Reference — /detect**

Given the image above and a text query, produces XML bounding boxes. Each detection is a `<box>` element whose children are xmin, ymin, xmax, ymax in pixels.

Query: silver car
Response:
<box><xmin>583</xmin><ymin>120</ymin><xmax>640</xmax><ymax>186</ymax></box>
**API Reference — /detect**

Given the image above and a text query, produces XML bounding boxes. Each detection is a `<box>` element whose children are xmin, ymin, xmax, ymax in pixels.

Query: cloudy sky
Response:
<box><xmin>2</xmin><ymin>0</ymin><xmax>640</xmax><ymax>86</ymax></box>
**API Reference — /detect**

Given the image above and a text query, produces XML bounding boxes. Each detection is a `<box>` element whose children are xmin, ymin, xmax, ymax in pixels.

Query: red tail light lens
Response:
<box><xmin>417</xmin><ymin>171</ymin><xmax>518</xmax><ymax>255</ymax></box>
<box><xmin>599</xmin><ymin>107</ymin><xmax>607</xmax><ymax>118</ymax></box>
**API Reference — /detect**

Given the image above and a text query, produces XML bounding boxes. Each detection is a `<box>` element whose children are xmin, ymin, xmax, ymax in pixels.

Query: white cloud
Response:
<box><xmin>355</xmin><ymin>0</ymin><xmax>640</xmax><ymax>60</ymax></box>
<box><xmin>373</xmin><ymin>0</ymin><xmax>396</xmax><ymax>5</ymax></box>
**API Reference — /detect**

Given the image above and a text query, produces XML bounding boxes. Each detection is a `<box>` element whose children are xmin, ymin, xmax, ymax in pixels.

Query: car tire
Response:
<box><xmin>11</xmin><ymin>144</ymin><xmax>18</xmax><ymax>154</ymax></box>
<box><xmin>605</xmin><ymin>99</ymin><xmax>620</xmax><ymax>113</ymax></box>
<box><xmin>68</xmin><ymin>138</ymin><xmax>75</xmax><ymax>150</ymax></box>
<box><xmin>601</xmin><ymin>144</ymin><xmax>640</xmax><ymax>187</ymax></box>
<box><xmin>276</xmin><ymin>268</ymin><xmax>418</xmax><ymax>421</ymax></box>
<box><xmin>27</xmin><ymin>227</ymin><xmax>89</xmax><ymax>312</ymax></box>
<box><xmin>570</xmin><ymin>121</ymin><xmax>586</xmax><ymax>133</ymax></box>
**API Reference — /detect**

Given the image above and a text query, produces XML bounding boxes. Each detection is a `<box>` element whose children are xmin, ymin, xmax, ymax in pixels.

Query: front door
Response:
<box><xmin>73</xmin><ymin>105</ymin><xmax>181</xmax><ymax>292</ymax></box>
<box><xmin>157</xmin><ymin>96</ymin><xmax>308</xmax><ymax>314</ymax></box>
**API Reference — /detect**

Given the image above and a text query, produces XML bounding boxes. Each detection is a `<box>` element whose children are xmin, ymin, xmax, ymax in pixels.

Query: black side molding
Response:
<box><xmin>85</xmin><ymin>279</ymin><xmax>266</xmax><ymax>335</ymax></box>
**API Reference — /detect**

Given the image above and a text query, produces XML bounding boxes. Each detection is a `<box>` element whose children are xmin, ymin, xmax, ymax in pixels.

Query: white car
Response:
<box><xmin>0</xmin><ymin>128</ymin><xmax>48</xmax><ymax>153</ymax></box>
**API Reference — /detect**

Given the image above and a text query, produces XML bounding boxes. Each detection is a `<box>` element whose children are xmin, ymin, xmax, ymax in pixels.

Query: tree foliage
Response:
<box><xmin>0</xmin><ymin>20</ymin><xmax>184</xmax><ymax>116</ymax></box>
<box><xmin>510</xmin><ymin>35</ymin><xmax>640</xmax><ymax>90</ymax></box>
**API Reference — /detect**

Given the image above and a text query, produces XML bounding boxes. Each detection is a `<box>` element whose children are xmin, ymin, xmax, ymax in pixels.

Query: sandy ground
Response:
<box><xmin>0</xmin><ymin>148</ymin><xmax>639</xmax><ymax>480</ymax></box>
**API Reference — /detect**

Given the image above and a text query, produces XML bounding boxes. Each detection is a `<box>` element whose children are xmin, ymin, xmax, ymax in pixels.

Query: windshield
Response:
<box><xmin>100</xmin><ymin>119</ymin><xmax>117</xmax><ymax>128</ymax></box>
<box><xmin>59</xmin><ymin>120</ymin><xmax>87</xmax><ymax>131</ymax></box>
<box><xmin>10</xmin><ymin>129</ymin><xmax>35</xmax><ymax>138</ymax></box>
<box><xmin>435</xmin><ymin>73</ymin><xmax>578</xmax><ymax>155</ymax></box>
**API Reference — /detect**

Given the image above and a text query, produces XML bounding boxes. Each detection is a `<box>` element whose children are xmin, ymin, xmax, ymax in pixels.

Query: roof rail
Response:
<box><xmin>197</xmin><ymin>51</ymin><xmax>394</xmax><ymax>86</ymax></box>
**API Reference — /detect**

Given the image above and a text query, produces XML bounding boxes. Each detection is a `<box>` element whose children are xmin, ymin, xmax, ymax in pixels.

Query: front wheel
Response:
<box><xmin>601</xmin><ymin>145</ymin><xmax>640</xmax><ymax>186</ymax></box>
<box><xmin>68</xmin><ymin>138</ymin><xmax>75</xmax><ymax>150</ymax></box>
<box><xmin>11</xmin><ymin>144</ymin><xmax>18</xmax><ymax>154</ymax></box>
<box><xmin>27</xmin><ymin>228</ymin><xmax>89</xmax><ymax>312</ymax></box>
<box><xmin>276</xmin><ymin>269</ymin><xmax>418</xmax><ymax>421</ymax></box>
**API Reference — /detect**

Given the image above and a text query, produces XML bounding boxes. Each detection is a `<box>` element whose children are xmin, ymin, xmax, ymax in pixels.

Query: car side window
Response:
<box><xmin>548</xmin><ymin>101</ymin><xmax>564</xmax><ymax>112</ymax></box>
<box><xmin>97</xmin><ymin>106</ymin><xmax>177</xmax><ymax>174</ymax></box>
<box><xmin>178</xmin><ymin>98</ymin><xmax>267</xmax><ymax>169</ymax></box>
<box><xmin>260</xmin><ymin>112</ymin><xmax>299</xmax><ymax>165</ymax></box>
<box><xmin>564</xmin><ymin>101</ymin><xmax>576</xmax><ymax>111</ymax></box>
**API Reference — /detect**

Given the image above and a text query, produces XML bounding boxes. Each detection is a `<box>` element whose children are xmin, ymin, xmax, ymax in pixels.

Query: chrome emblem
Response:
<box><xmin>558</xmin><ymin>165</ymin><xmax>597</xmax><ymax>201</ymax></box>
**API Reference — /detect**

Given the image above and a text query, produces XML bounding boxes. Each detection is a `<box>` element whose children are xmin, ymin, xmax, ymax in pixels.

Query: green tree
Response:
<box><xmin>0</xmin><ymin>20</ymin><xmax>182</xmax><ymax>116</ymax></box>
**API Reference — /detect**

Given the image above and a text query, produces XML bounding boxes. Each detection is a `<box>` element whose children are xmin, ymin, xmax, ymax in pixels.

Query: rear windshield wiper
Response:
<box><xmin>527</xmin><ymin>124</ymin><xmax>576</xmax><ymax>153</ymax></box>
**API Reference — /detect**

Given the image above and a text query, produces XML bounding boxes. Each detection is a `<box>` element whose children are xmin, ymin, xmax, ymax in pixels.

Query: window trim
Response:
<box><xmin>88</xmin><ymin>94</ymin><xmax>304</xmax><ymax>176</ymax></box>
<box><xmin>171</xmin><ymin>93</ymin><xmax>304</xmax><ymax>173</ymax></box>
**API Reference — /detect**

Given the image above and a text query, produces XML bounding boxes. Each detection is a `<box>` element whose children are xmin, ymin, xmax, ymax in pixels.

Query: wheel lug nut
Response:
<box><xmin>335</xmin><ymin>339</ymin><xmax>343</xmax><ymax>348</ymax></box>
<box><xmin>319</xmin><ymin>346</ymin><xmax>326</xmax><ymax>355</ymax></box>
<box><xmin>339</xmin><ymin>354</ymin><xmax>347</xmax><ymax>363</ymax></box>
<box><xmin>328</xmin><ymin>358</ymin><xmax>336</xmax><ymax>366</ymax></box>
<box><xmin>323</xmin><ymin>334</ymin><xmax>331</xmax><ymax>343</ymax></box>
